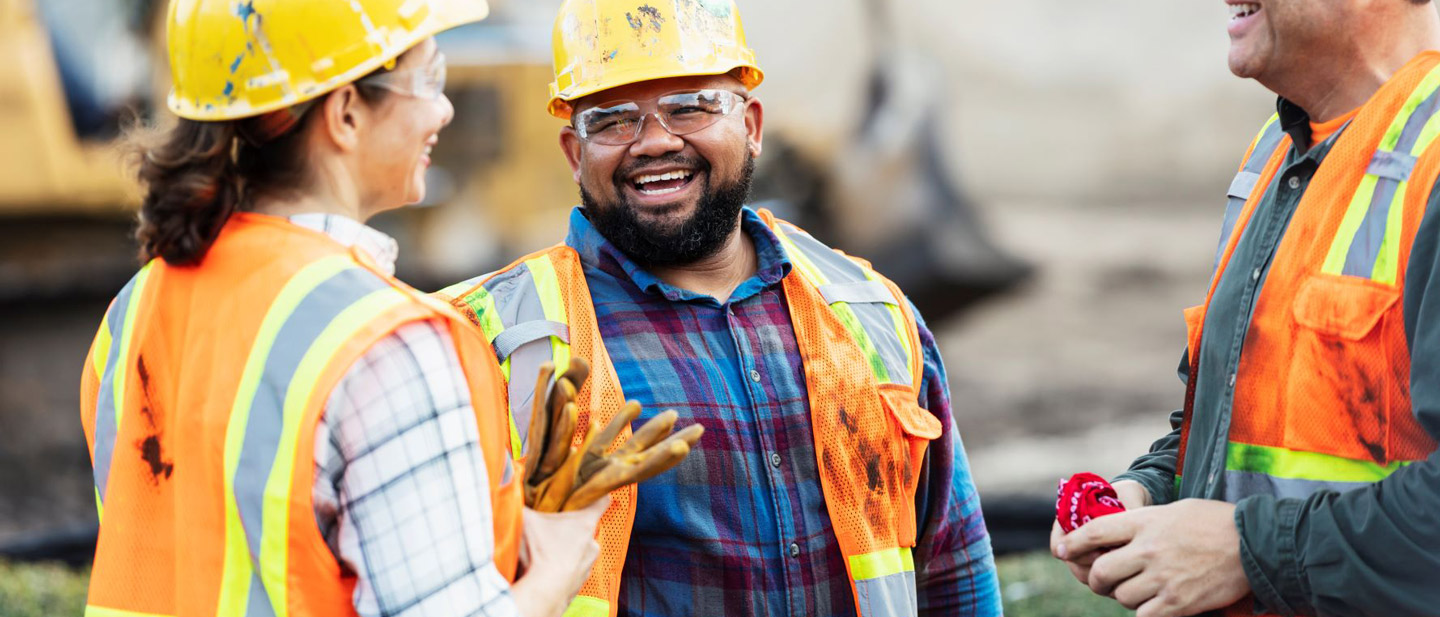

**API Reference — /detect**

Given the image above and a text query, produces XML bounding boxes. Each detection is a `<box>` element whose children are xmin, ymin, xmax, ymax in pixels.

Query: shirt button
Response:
<box><xmin>1287</xmin><ymin>176</ymin><xmax>1301</xmax><ymax>190</ymax></box>
<box><xmin>788</xmin><ymin>543</ymin><xmax>800</xmax><ymax>558</ymax></box>
<box><xmin>1208</xmin><ymin>471</ymin><xmax>1218</xmax><ymax>486</ymax></box>
<box><xmin>749</xmin><ymin>369</ymin><xmax>762</xmax><ymax>383</ymax></box>
<box><xmin>770</xmin><ymin>452</ymin><xmax>782</xmax><ymax>468</ymax></box>
<box><xmin>1251</xmin><ymin>268</ymin><xmax>1262</xmax><ymax>282</ymax></box>
<box><xmin>1228</xmin><ymin>373</ymin><xmax>1237</xmax><ymax>388</ymax></box>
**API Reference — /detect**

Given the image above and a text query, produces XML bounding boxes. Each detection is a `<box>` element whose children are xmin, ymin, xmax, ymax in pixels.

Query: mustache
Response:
<box><xmin>613</xmin><ymin>153</ymin><xmax>711</xmax><ymax>184</ymax></box>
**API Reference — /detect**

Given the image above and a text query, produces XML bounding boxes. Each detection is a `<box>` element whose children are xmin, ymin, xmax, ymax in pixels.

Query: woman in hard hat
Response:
<box><xmin>78</xmin><ymin>1</ymin><xmax>602</xmax><ymax>616</ymax></box>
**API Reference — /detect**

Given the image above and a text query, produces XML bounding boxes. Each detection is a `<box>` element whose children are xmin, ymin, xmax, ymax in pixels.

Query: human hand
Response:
<box><xmin>1058</xmin><ymin>499</ymin><xmax>1251</xmax><ymax>617</ymax></box>
<box><xmin>512</xmin><ymin>496</ymin><xmax>610</xmax><ymax>617</ymax></box>
<box><xmin>1052</xmin><ymin>477</ymin><xmax>1152</xmax><ymax>583</ymax></box>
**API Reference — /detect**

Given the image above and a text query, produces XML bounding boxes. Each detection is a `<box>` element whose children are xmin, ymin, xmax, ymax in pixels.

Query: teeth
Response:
<box><xmin>635</xmin><ymin>170</ymin><xmax>693</xmax><ymax>185</ymax></box>
<box><xmin>639</xmin><ymin>185</ymin><xmax>684</xmax><ymax>196</ymax></box>
<box><xmin>1229</xmin><ymin>3</ymin><xmax>1259</xmax><ymax>18</ymax></box>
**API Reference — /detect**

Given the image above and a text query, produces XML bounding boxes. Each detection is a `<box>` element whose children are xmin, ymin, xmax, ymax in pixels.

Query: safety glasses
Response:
<box><xmin>574</xmin><ymin>89</ymin><xmax>747</xmax><ymax>146</ymax></box>
<box><xmin>359</xmin><ymin>52</ymin><xmax>448</xmax><ymax>100</ymax></box>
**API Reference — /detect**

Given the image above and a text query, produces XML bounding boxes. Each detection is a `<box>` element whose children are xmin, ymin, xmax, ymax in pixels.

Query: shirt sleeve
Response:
<box><xmin>907</xmin><ymin>302</ymin><xmax>1003</xmax><ymax>617</ymax></box>
<box><xmin>1232</xmin><ymin>181</ymin><xmax>1440</xmax><ymax>617</ymax></box>
<box><xmin>1111</xmin><ymin>352</ymin><xmax>1188</xmax><ymax>506</ymax></box>
<box><xmin>312</xmin><ymin>319</ymin><xmax>521</xmax><ymax>617</ymax></box>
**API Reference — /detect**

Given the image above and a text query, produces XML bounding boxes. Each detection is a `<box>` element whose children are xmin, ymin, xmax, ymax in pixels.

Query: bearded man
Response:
<box><xmin>435</xmin><ymin>1</ymin><xmax>1000</xmax><ymax>616</ymax></box>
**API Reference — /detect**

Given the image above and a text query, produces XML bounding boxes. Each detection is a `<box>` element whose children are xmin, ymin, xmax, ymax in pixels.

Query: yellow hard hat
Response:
<box><xmin>166</xmin><ymin>0</ymin><xmax>490</xmax><ymax>121</ymax></box>
<box><xmin>547</xmin><ymin>0</ymin><xmax>764</xmax><ymax>119</ymax></box>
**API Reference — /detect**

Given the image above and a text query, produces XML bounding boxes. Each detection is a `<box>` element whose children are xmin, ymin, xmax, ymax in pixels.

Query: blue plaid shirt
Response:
<box><xmin>565</xmin><ymin>207</ymin><xmax>1001</xmax><ymax>617</ymax></box>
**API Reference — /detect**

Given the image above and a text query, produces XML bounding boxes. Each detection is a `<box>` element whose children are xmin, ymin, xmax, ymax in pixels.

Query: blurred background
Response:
<box><xmin>0</xmin><ymin>0</ymin><xmax>1275</xmax><ymax>613</ymax></box>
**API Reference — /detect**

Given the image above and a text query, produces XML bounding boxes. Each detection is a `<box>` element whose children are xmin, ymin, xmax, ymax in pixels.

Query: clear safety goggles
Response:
<box><xmin>359</xmin><ymin>52</ymin><xmax>448</xmax><ymax>100</ymax></box>
<box><xmin>574</xmin><ymin>89</ymin><xmax>747</xmax><ymax>146</ymax></box>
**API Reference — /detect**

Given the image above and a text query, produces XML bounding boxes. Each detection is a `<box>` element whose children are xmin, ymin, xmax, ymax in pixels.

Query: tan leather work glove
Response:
<box><xmin>523</xmin><ymin>359</ymin><xmax>704</xmax><ymax>512</ymax></box>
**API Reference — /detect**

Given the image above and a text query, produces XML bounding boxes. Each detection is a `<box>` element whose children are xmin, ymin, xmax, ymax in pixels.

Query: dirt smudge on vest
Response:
<box><xmin>1317</xmin><ymin>338</ymin><xmax>1389</xmax><ymax>464</ymax></box>
<box><xmin>865</xmin><ymin>456</ymin><xmax>882</xmax><ymax>491</ymax></box>
<box><xmin>135</xmin><ymin>355</ymin><xmax>174</xmax><ymax>484</ymax></box>
<box><xmin>138</xmin><ymin>435</ymin><xmax>174</xmax><ymax>482</ymax></box>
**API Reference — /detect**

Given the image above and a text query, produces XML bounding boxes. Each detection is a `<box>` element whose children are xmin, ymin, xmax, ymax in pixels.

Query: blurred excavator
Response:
<box><xmin>0</xmin><ymin>0</ymin><xmax>1028</xmax><ymax>319</ymax></box>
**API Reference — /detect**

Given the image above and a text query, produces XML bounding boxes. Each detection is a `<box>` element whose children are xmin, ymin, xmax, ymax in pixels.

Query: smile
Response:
<box><xmin>632</xmin><ymin>169</ymin><xmax>696</xmax><ymax>196</ymax></box>
<box><xmin>1229</xmin><ymin>3</ymin><xmax>1259</xmax><ymax>19</ymax></box>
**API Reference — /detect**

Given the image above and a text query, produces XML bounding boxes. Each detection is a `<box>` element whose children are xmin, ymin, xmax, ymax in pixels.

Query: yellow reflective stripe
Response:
<box><xmin>218</xmin><ymin>255</ymin><xmax>353</xmax><ymax>617</ymax></box>
<box><xmin>848</xmin><ymin>547</ymin><xmax>915</xmax><ymax>581</ymax></box>
<box><xmin>773</xmin><ymin>228</ymin><xmax>830</xmax><ymax>286</ymax></box>
<box><xmin>561</xmin><ymin>595</ymin><xmax>610</xmax><ymax>617</ymax></box>
<box><xmin>460</xmin><ymin>286</ymin><xmax>510</xmax><ymax>380</ymax></box>
<box><xmin>85</xmin><ymin>606</ymin><xmax>175</xmax><ymax>617</ymax></box>
<box><xmin>94</xmin><ymin>485</ymin><xmax>104</xmax><ymax>520</ymax></box>
<box><xmin>261</xmin><ymin>287</ymin><xmax>412</xmax><ymax>616</ymax></box>
<box><xmin>869</xmin><ymin>269</ymin><xmax>917</xmax><ymax>382</ymax></box>
<box><xmin>1249</xmin><ymin>114</ymin><xmax>1281</xmax><ymax>156</ymax></box>
<box><xmin>774</xmin><ymin>230</ymin><xmax>892</xmax><ymax>382</ymax></box>
<box><xmin>437</xmin><ymin>279</ymin><xmax>477</xmax><ymax>300</ymax></box>
<box><xmin>524</xmin><ymin>255</ymin><xmax>571</xmax><ymax>373</ymax></box>
<box><xmin>1380</xmin><ymin>65</ymin><xmax>1440</xmax><ymax>152</ymax></box>
<box><xmin>1226</xmin><ymin>441</ymin><xmax>1413</xmax><ymax>483</ymax></box>
<box><xmin>1322</xmin><ymin>174</ymin><xmax>1382</xmax><ymax>276</ymax></box>
<box><xmin>91</xmin><ymin>312</ymin><xmax>113</xmax><ymax>388</ymax></box>
<box><xmin>1372</xmin><ymin>179</ymin><xmax>1409</xmax><ymax>285</ymax></box>
<box><xmin>111</xmin><ymin>262</ymin><xmax>155</xmax><ymax>441</ymax></box>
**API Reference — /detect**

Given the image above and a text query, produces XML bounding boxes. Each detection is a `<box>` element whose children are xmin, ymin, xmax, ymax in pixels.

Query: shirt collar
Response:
<box><xmin>564</xmin><ymin>206</ymin><xmax>792</xmax><ymax>304</ymax></box>
<box><xmin>286</xmin><ymin>213</ymin><xmax>400</xmax><ymax>276</ymax></box>
<box><xmin>1277</xmin><ymin>96</ymin><xmax>1352</xmax><ymax>157</ymax></box>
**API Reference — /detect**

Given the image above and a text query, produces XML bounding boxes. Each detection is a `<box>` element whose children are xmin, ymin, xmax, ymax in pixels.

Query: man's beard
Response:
<box><xmin>582</xmin><ymin>153</ymin><xmax>755</xmax><ymax>268</ymax></box>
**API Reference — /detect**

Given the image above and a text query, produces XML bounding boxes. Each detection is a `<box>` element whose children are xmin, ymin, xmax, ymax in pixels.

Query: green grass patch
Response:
<box><xmin>0</xmin><ymin>560</ymin><xmax>88</xmax><ymax>617</ymax></box>
<box><xmin>998</xmin><ymin>552</ymin><xmax>1135</xmax><ymax>617</ymax></box>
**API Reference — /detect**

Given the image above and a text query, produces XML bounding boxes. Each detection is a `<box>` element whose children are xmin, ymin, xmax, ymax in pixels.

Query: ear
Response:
<box><xmin>318</xmin><ymin>85</ymin><xmax>365</xmax><ymax>153</ymax></box>
<box><xmin>743</xmin><ymin>97</ymin><xmax>764</xmax><ymax>158</ymax></box>
<box><xmin>559</xmin><ymin>125</ymin><xmax>584</xmax><ymax>184</ymax></box>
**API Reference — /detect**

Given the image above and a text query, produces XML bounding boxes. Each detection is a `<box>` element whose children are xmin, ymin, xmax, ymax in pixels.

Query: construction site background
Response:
<box><xmin>0</xmin><ymin>0</ymin><xmax>1276</xmax><ymax>560</ymax></box>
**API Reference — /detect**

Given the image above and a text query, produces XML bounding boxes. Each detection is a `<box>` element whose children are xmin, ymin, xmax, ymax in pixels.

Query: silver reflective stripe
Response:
<box><xmin>1223</xmin><ymin>470</ymin><xmax>1373</xmax><ymax>502</ymax></box>
<box><xmin>1215</xmin><ymin>119</ymin><xmax>1287</xmax><ymax>269</ymax></box>
<box><xmin>92</xmin><ymin>276</ymin><xmax>141</xmax><ymax>505</ymax></box>
<box><xmin>246</xmin><ymin>577</ymin><xmax>274</xmax><ymax>617</ymax></box>
<box><xmin>1343</xmin><ymin>176</ymin><xmax>1403</xmax><ymax>278</ymax></box>
<box><xmin>819</xmin><ymin>280</ymin><xmax>896</xmax><ymax>306</ymax></box>
<box><xmin>853</xmin><ymin>571</ymin><xmax>918</xmax><ymax>617</ymax></box>
<box><xmin>1366</xmin><ymin>150</ymin><xmax>1418</xmax><ymax>181</ymax></box>
<box><xmin>493</xmin><ymin>320</ymin><xmax>570</xmax><ymax>360</ymax></box>
<box><xmin>1227</xmin><ymin>171</ymin><xmax>1262</xmax><ymax>200</ymax></box>
<box><xmin>1394</xmin><ymin>84</ymin><xmax>1440</xmax><ymax>153</ymax></box>
<box><xmin>232</xmin><ymin>268</ymin><xmax>385</xmax><ymax>578</ymax></box>
<box><xmin>780</xmin><ymin>224</ymin><xmax>913</xmax><ymax>386</ymax></box>
<box><xmin>483</xmin><ymin>263</ymin><xmax>554</xmax><ymax>454</ymax></box>
<box><xmin>1340</xmin><ymin>86</ymin><xmax>1440</xmax><ymax>279</ymax></box>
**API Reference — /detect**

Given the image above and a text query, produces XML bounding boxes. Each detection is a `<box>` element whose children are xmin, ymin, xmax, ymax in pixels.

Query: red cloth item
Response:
<box><xmin>1056</xmin><ymin>473</ymin><xmax>1127</xmax><ymax>533</ymax></box>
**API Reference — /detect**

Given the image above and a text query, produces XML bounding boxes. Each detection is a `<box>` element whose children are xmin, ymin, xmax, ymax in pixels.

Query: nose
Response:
<box><xmin>438</xmin><ymin>92</ymin><xmax>455</xmax><ymax>128</ymax></box>
<box><xmin>628</xmin><ymin>112</ymin><xmax>684</xmax><ymax>158</ymax></box>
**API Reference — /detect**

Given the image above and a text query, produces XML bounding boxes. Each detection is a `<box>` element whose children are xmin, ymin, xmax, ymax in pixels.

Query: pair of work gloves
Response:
<box><xmin>524</xmin><ymin>358</ymin><xmax>705</xmax><ymax>512</ymax></box>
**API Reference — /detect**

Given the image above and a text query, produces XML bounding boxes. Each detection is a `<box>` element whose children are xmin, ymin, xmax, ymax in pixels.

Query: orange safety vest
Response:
<box><xmin>438</xmin><ymin>209</ymin><xmax>942</xmax><ymax>617</ymax></box>
<box><xmin>79</xmin><ymin>213</ymin><xmax>521</xmax><ymax>617</ymax></box>
<box><xmin>1179</xmin><ymin>53</ymin><xmax>1440</xmax><ymax>616</ymax></box>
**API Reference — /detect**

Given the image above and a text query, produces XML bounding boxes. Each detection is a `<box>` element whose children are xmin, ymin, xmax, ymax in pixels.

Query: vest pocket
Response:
<box><xmin>878</xmin><ymin>384</ymin><xmax>941</xmax><ymax>511</ymax></box>
<box><xmin>1285</xmin><ymin>274</ymin><xmax>1401</xmax><ymax>463</ymax></box>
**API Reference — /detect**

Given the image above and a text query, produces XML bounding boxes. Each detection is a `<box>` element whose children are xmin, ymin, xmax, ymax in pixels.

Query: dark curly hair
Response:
<box><xmin>130</xmin><ymin>81</ymin><xmax>389</xmax><ymax>266</ymax></box>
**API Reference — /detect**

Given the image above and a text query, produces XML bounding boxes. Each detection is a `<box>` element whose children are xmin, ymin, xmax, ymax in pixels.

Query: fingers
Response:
<box><xmin>1087</xmin><ymin>545</ymin><xmax>1145</xmax><ymax>597</ymax></box>
<box><xmin>1112</xmin><ymin>571</ymin><xmax>1163</xmax><ymax>610</ymax></box>
<box><xmin>535</xmin><ymin>420</ymin><xmax>600</xmax><ymax>512</ymax></box>
<box><xmin>616</xmin><ymin>409</ymin><xmax>678</xmax><ymax>456</ymax></box>
<box><xmin>555</xmin><ymin>358</ymin><xmax>591</xmax><ymax>396</ymax></box>
<box><xmin>562</xmin><ymin>425</ymin><xmax>702</xmax><ymax>511</ymax></box>
<box><xmin>524</xmin><ymin>363</ymin><xmax>556</xmax><ymax>479</ymax></box>
<box><xmin>590</xmin><ymin>400</ymin><xmax>642</xmax><ymax>457</ymax></box>
<box><xmin>538</xmin><ymin>398</ymin><xmax>578</xmax><ymax>478</ymax></box>
<box><xmin>1061</xmin><ymin>510</ymin><xmax>1137</xmax><ymax>559</ymax></box>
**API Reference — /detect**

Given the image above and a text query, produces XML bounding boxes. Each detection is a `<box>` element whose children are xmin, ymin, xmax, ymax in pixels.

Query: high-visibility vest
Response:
<box><xmin>438</xmin><ymin>209</ymin><xmax>942</xmax><ymax>617</ymax></box>
<box><xmin>79</xmin><ymin>213</ymin><xmax>522</xmax><ymax>617</ymax></box>
<box><xmin>1178</xmin><ymin>52</ymin><xmax>1440</xmax><ymax>616</ymax></box>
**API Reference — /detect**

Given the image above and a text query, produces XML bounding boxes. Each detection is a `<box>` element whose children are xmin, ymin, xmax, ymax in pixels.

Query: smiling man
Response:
<box><xmin>435</xmin><ymin>1</ymin><xmax>1000</xmax><ymax>616</ymax></box>
<box><xmin>1051</xmin><ymin>1</ymin><xmax>1440</xmax><ymax>616</ymax></box>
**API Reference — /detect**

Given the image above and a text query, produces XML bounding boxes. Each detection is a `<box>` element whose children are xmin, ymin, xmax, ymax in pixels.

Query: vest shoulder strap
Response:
<box><xmin>762</xmin><ymin>211</ymin><xmax>925</xmax><ymax>389</ymax></box>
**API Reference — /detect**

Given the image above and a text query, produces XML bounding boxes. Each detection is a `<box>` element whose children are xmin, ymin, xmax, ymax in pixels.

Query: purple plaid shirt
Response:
<box><xmin>565</xmin><ymin>207</ymin><xmax>1001</xmax><ymax>617</ymax></box>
